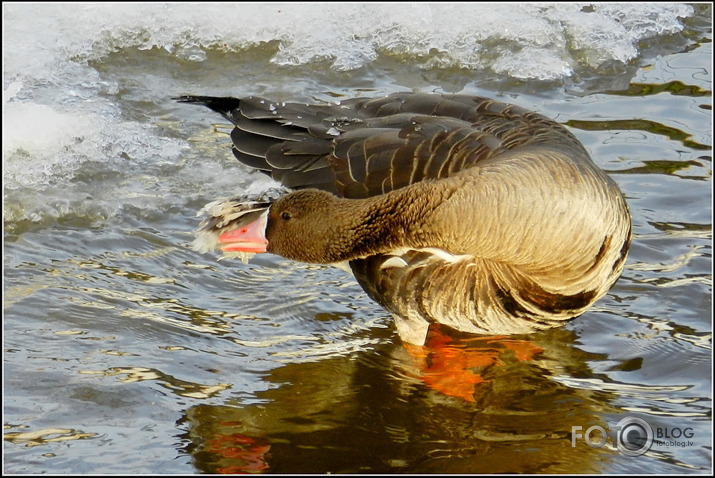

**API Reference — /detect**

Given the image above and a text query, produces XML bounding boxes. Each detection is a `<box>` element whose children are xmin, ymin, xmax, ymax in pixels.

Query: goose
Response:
<box><xmin>176</xmin><ymin>92</ymin><xmax>632</xmax><ymax>345</ymax></box>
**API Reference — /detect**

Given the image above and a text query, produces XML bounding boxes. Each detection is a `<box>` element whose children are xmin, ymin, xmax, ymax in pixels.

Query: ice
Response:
<box><xmin>595</xmin><ymin>3</ymin><xmax>695</xmax><ymax>41</ymax></box>
<box><xmin>3</xmin><ymin>3</ymin><xmax>695</xmax><ymax>79</ymax></box>
<box><xmin>3</xmin><ymin>101</ymin><xmax>102</xmax><ymax>189</ymax></box>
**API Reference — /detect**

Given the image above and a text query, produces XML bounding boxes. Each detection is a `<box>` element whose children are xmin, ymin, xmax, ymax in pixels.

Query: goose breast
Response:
<box><xmin>177</xmin><ymin>92</ymin><xmax>632</xmax><ymax>345</ymax></box>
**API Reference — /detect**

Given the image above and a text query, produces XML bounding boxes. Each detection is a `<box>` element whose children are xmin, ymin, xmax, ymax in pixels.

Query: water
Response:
<box><xmin>3</xmin><ymin>3</ymin><xmax>711</xmax><ymax>474</ymax></box>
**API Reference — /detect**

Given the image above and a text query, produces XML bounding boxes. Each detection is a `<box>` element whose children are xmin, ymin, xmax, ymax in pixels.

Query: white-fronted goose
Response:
<box><xmin>176</xmin><ymin>92</ymin><xmax>632</xmax><ymax>345</ymax></box>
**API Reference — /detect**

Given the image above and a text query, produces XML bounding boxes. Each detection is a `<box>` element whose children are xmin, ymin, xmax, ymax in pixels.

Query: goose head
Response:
<box><xmin>206</xmin><ymin>189</ymin><xmax>383</xmax><ymax>264</ymax></box>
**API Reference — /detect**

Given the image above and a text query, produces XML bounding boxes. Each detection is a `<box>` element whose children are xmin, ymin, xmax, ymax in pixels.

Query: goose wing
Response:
<box><xmin>175</xmin><ymin>93</ymin><xmax>592</xmax><ymax>199</ymax></box>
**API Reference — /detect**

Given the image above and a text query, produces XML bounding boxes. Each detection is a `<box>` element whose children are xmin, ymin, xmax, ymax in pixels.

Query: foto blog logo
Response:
<box><xmin>571</xmin><ymin>417</ymin><xmax>695</xmax><ymax>457</ymax></box>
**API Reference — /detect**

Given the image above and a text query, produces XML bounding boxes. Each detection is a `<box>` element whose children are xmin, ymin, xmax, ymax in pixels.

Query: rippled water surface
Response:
<box><xmin>3</xmin><ymin>3</ymin><xmax>712</xmax><ymax>474</ymax></box>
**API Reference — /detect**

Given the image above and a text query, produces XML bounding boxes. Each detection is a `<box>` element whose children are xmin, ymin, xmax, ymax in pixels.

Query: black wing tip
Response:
<box><xmin>173</xmin><ymin>95</ymin><xmax>242</xmax><ymax>115</ymax></box>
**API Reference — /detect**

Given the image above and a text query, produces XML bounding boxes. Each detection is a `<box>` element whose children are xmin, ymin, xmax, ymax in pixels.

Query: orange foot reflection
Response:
<box><xmin>206</xmin><ymin>432</ymin><xmax>271</xmax><ymax>474</ymax></box>
<box><xmin>404</xmin><ymin>325</ymin><xmax>544</xmax><ymax>402</ymax></box>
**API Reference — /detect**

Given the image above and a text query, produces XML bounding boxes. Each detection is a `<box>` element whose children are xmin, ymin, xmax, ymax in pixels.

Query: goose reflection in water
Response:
<box><xmin>179</xmin><ymin>328</ymin><xmax>625</xmax><ymax>474</ymax></box>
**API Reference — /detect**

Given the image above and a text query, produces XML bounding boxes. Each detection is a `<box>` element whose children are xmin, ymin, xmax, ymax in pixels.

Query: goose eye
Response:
<box><xmin>281</xmin><ymin>211</ymin><xmax>292</xmax><ymax>221</ymax></box>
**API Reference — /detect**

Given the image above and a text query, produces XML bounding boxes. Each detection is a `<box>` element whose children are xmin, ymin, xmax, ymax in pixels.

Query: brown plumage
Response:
<box><xmin>176</xmin><ymin>92</ymin><xmax>632</xmax><ymax>345</ymax></box>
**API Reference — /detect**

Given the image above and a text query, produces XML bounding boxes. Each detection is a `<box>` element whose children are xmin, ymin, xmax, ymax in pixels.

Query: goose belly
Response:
<box><xmin>350</xmin><ymin>249</ymin><xmax>590</xmax><ymax>344</ymax></box>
